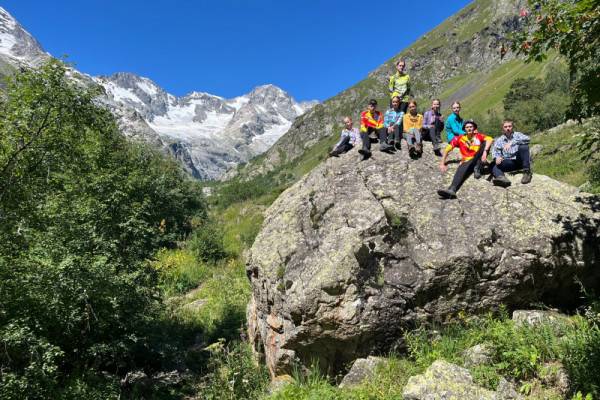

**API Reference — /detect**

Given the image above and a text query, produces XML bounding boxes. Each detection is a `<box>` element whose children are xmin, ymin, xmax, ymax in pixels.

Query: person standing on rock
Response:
<box><xmin>384</xmin><ymin>96</ymin><xmax>404</xmax><ymax>151</ymax></box>
<box><xmin>403</xmin><ymin>100</ymin><xmax>424</xmax><ymax>159</ymax></box>
<box><xmin>437</xmin><ymin>119</ymin><xmax>493</xmax><ymax>199</ymax></box>
<box><xmin>422</xmin><ymin>99</ymin><xmax>444</xmax><ymax>157</ymax></box>
<box><xmin>329</xmin><ymin>116</ymin><xmax>361</xmax><ymax>157</ymax></box>
<box><xmin>444</xmin><ymin>101</ymin><xmax>465</xmax><ymax>143</ymax></box>
<box><xmin>359</xmin><ymin>99</ymin><xmax>392</xmax><ymax>160</ymax></box>
<box><xmin>490</xmin><ymin>119</ymin><xmax>532</xmax><ymax>186</ymax></box>
<box><xmin>388</xmin><ymin>60</ymin><xmax>410</xmax><ymax>112</ymax></box>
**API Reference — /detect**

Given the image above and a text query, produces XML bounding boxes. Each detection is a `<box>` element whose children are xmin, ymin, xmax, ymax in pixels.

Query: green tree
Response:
<box><xmin>512</xmin><ymin>0</ymin><xmax>599</xmax><ymax>119</ymax></box>
<box><xmin>0</xmin><ymin>59</ymin><xmax>206</xmax><ymax>398</ymax></box>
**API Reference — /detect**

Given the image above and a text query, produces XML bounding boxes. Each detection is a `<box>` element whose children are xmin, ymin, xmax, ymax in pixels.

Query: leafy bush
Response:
<box><xmin>0</xmin><ymin>59</ymin><xmax>205</xmax><ymax>397</ymax></box>
<box><xmin>188</xmin><ymin>219</ymin><xmax>227</xmax><ymax>263</ymax></box>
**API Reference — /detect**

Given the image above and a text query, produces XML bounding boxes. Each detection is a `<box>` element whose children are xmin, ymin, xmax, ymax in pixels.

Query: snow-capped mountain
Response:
<box><xmin>96</xmin><ymin>73</ymin><xmax>316</xmax><ymax>179</ymax></box>
<box><xmin>0</xmin><ymin>7</ymin><xmax>316</xmax><ymax>180</ymax></box>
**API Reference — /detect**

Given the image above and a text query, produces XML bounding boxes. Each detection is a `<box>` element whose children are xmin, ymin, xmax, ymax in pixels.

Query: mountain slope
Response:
<box><xmin>225</xmin><ymin>0</ymin><xmax>553</xmax><ymax>181</ymax></box>
<box><xmin>0</xmin><ymin>7</ymin><xmax>316</xmax><ymax>180</ymax></box>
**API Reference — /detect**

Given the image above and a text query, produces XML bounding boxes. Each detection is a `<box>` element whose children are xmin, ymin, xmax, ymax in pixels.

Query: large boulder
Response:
<box><xmin>246</xmin><ymin>143</ymin><xmax>600</xmax><ymax>376</ymax></box>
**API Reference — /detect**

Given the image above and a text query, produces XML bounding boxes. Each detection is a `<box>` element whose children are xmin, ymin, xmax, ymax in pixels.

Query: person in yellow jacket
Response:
<box><xmin>388</xmin><ymin>60</ymin><xmax>410</xmax><ymax>112</ymax></box>
<box><xmin>402</xmin><ymin>100</ymin><xmax>423</xmax><ymax>159</ymax></box>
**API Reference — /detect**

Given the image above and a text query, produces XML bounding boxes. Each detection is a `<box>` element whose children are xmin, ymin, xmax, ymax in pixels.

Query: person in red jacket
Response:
<box><xmin>437</xmin><ymin>119</ymin><xmax>493</xmax><ymax>199</ymax></box>
<box><xmin>359</xmin><ymin>99</ymin><xmax>392</xmax><ymax>160</ymax></box>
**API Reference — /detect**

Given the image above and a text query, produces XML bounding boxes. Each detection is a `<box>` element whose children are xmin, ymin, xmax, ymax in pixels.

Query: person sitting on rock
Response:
<box><xmin>422</xmin><ymin>98</ymin><xmax>444</xmax><ymax>157</ymax></box>
<box><xmin>329</xmin><ymin>116</ymin><xmax>361</xmax><ymax>157</ymax></box>
<box><xmin>388</xmin><ymin>59</ymin><xmax>410</xmax><ymax>111</ymax></box>
<box><xmin>444</xmin><ymin>101</ymin><xmax>465</xmax><ymax>143</ymax></box>
<box><xmin>490</xmin><ymin>119</ymin><xmax>532</xmax><ymax>186</ymax></box>
<box><xmin>359</xmin><ymin>99</ymin><xmax>392</xmax><ymax>160</ymax></box>
<box><xmin>403</xmin><ymin>100</ymin><xmax>424</xmax><ymax>159</ymax></box>
<box><xmin>384</xmin><ymin>96</ymin><xmax>404</xmax><ymax>151</ymax></box>
<box><xmin>437</xmin><ymin>119</ymin><xmax>493</xmax><ymax>199</ymax></box>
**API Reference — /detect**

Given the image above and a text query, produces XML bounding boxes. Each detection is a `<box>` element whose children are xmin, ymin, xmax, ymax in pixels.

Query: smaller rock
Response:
<box><xmin>529</xmin><ymin>144</ymin><xmax>543</xmax><ymax>160</ymax></box>
<box><xmin>269</xmin><ymin>374</ymin><xmax>294</xmax><ymax>394</ymax></box>
<box><xmin>403</xmin><ymin>360</ymin><xmax>495</xmax><ymax>400</ymax></box>
<box><xmin>540</xmin><ymin>361</ymin><xmax>570</xmax><ymax>397</ymax></box>
<box><xmin>339</xmin><ymin>356</ymin><xmax>384</xmax><ymax>388</ymax></box>
<box><xmin>463</xmin><ymin>344</ymin><xmax>493</xmax><ymax>368</ymax></box>
<box><xmin>512</xmin><ymin>310</ymin><xmax>570</xmax><ymax>331</ymax></box>
<box><xmin>495</xmin><ymin>377</ymin><xmax>523</xmax><ymax>400</ymax></box>
<box><xmin>152</xmin><ymin>370</ymin><xmax>184</xmax><ymax>387</ymax></box>
<box><xmin>121</xmin><ymin>370</ymin><xmax>149</xmax><ymax>388</ymax></box>
<box><xmin>183</xmin><ymin>298</ymin><xmax>208</xmax><ymax>312</ymax></box>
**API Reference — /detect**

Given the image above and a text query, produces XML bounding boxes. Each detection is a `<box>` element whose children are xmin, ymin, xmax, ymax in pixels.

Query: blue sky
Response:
<box><xmin>3</xmin><ymin>0</ymin><xmax>471</xmax><ymax>101</ymax></box>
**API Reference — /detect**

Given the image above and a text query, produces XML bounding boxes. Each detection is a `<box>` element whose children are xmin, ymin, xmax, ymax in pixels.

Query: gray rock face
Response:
<box><xmin>246</xmin><ymin>142</ymin><xmax>600</xmax><ymax>376</ymax></box>
<box><xmin>0</xmin><ymin>7</ymin><xmax>49</xmax><ymax>67</ymax></box>
<box><xmin>338</xmin><ymin>356</ymin><xmax>384</xmax><ymax>388</ymax></box>
<box><xmin>463</xmin><ymin>344</ymin><xmax>493</xmax><ymax>368</ymax></box>
<box><xmin>403</xmin><ymin>360</ymin><xmax>495</xmax><ymax>400</ymax></box>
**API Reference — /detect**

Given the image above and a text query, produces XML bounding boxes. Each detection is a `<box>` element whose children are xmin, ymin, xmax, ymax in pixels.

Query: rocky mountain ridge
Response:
<box><xmin>225</xmin><ymin>0</ymin><xmax>536</xmax><ymax>181</ymax></box>
<box><xmin>0</xmin><ymin>7</ymin><xmax>316</xmax><ymax>179</ymax></box>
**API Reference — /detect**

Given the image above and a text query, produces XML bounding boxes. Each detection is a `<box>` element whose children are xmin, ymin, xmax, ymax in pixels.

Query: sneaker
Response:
<box><xmin>415</xmin><ymin>143</ymin><xmax>423</xmax><ymax>156</ymax></box>
<box><xmin>492</xmin><ymin>175</ymin><xmax>511</xmax><ymax>187</ymax></box>
<box><xmin>380</xmin><ymin>144</ymin><xmax>394</xmax><ymax>153</ymax></box>
<box><xmin>474</xmin><ymin>164</ymin><xmax>482</xmax><ymax>179</ymax></box>
<box><xmin>408</xmin><ymin>146</ymin><xmax>417</xmax><ymax>159</ymax></box>
<box><xmin>437</xmin><ymin>188</ymin><xmax>457</xmax><ymax>199</ymax></box>
<box><xmin>434</xmin><ymin>149</ymin><xmax>442</xmax><ymax>157</ymax></box>
<box><xmin>521</xmin><ymin>170</ymin><xmax>532</xmax><ymax>184</ymax></box>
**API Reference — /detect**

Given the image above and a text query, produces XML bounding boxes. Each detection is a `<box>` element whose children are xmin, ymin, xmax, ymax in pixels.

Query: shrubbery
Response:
<box><xmin>0</xmin><ymin>60</ymin><xmax>206</xmax><ymax>398</ymax></box>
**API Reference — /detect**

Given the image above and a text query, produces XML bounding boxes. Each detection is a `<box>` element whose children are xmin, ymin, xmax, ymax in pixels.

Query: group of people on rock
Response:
<box><xmin>329</xmin><ymin>59</ymin><xmax>533</xmax><ymax>200</ymax></box>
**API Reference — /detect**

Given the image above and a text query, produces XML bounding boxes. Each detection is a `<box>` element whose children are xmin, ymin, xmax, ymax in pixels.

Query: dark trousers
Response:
<box><xmin>422</xmin><ymin>120</ymin><xmax>443</xmax><ymax>150</ymax></box>
<box><xmin>449</xmin><ymin>145</ymin><xmax>485</xmax><ymax>191</ymax></box>
<box><xmin>333</xmin><ymin>135</ymin><xmax>354</xmax><ymax>154</ymax></box>
<box><xmin>492</xmin><ymin>145</ymin><xmax>531</xmax><ymax>177</ymax></box>
<box><xmin>360</xmin><ymin>127</ymin><xmax>386</xmax><ymax>152</ymax></box>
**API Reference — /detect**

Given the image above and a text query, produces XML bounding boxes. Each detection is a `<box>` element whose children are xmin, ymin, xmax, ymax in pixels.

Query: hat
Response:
<box><xmin>463</xmin><ymin>119</ymin><xmax>477</xmax><ymax>129</ymax></box>
<box><xmin>368</xmin><ymin>99</ymin><xmax>378</xmax><ymax>106</ymax></box>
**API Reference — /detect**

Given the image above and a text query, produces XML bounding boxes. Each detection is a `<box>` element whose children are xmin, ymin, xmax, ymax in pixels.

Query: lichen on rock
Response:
<box><xmin>246</xmin><ymin>142</ymin><xmax>600</xmax><ymax>376</ymax></box>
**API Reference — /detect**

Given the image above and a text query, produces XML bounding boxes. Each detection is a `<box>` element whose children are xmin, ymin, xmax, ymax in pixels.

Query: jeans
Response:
<box><xmin>403</xmin><ymin>128</ymin><xmax>422</xmax><ymax>146</ymax></box>
<box><xmin>360</xmin><ymin>127</ymin><xmax>386</xmax><ymax>152</ymax></box>
<box><xmin>385</xmin><ymin>125</ymin><xmax>401</xmax><ymax>144</ymax></box>
<box><xmin>422</xmin><ymin>122</ymin><xmax>443</xmax><ymax>150</ymax></box>
<box><xmin>449</xmin><ymin>145</ymin><xmax>485</xmax><ymax>191</ymax></box>
<box><xmin>332</xmin><ymin>135</ymin><xmax>354</xmax><ymax>154</ymax></box>
<box><xmin>492</xmin><ymin>145</ymin><xmax>531</xmax><ymax>177</ymax></box>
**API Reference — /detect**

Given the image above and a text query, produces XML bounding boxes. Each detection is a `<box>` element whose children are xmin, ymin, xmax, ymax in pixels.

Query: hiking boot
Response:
<box><xmin>408</xmin><ymin>146</ymin><xmax>417</xmax><ymax>159</ymax></box>
<box><xmin>493</xmin><ymin>175</ymin><xmax>511</xmax><ymax>187</ymax></box>
<box><xmin>328</xmin><ymin>150</ymin><xmax>340</xmax><ymax>157</ymax></box>
<box><xmin>437</xmin><ymin>188</ymin><xmax>457</xmax><ymax>199</ymax></box>
<box><xmin>521</xmin><ymin>170</ymin><xmax>532</xmax><ymax>184</ymax></box>
<box><xmin>473</xmin><ymin>164</ymin><xmax>482</xmax><ymax>179</ymax></box>
<box><xmin>380</xmin><ymin>144</ymin><xmax>394</xmax><ymax>153</ymax></box>
<box><xmin>395</xmin><ymin>141</ymin><xmax>402</xmax><ymax>150</ymax></box>
<box><xmin>358</xmin><ymin>149</ymin><xmax>372</xmax><ymax>160</ymax></box>
<box><xmin>434</xmin><ymin>149</ymin><xmax>442</xmax><ymax>157</ymax></box>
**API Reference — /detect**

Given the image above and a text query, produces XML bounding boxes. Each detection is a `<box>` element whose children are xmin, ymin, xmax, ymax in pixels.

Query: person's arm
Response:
<box><xmin>439</xmin><ymin>143</ymin><xmax>453</xmax><ymax>173</ymax></box>
<box><xmin>491</xmin><ymin>137</ymin><xmax>503</xmax><ymax>159</ymax></box>
<box><xmin>360</xmin><ymin>112</ymin><xmax>369</xmax><ymax>132</ymax></box>
<box><xmin>417</xmin><ymin>114</ymin><xmax>423</xmax><ymax>129</ymax></box>
<box><xmin>333</xmin><ymin>130</ymin><xmax>347</xmax><ymax>149</ymax></box>
<box><xmin>481</xmin><ymin>136</ymin><xmax>493</xmax><ymax>162</ymax></box>
<box><xmin>513</xmin><ymin>132</ymin><xmax>530</xmax><ymax>146</ymax></box>
<box><xmin>388</xmin><ymin>75</ymin><xmax>394</xmax><ymax>94</ymax></box>
<box><xmin>423</xmin><ymin>111</ymin><xmax>431</xmax><ymax>128</ymax></box>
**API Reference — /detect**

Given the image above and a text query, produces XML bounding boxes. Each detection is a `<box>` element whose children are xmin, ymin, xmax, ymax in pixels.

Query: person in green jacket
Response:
<box><xmin>388</xmin><ymin>60</ymin><xmax>410</xmax><ymax>112</ymax></box>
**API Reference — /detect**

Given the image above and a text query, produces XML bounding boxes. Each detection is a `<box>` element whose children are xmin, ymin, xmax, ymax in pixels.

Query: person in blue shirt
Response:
<box><xmin>444</xmin><ymin>101</ymin><xmax>465</xmax><ymax>142</ymax></box>
<box><xmin>384</xmin><ymin>96</ymin><xmax>404</xmax><ymax>150</ymax></box>
<box><xmin>491</xmin><ymin>119</ymin><xmax>532</xmax><ymax>186</ymax></box>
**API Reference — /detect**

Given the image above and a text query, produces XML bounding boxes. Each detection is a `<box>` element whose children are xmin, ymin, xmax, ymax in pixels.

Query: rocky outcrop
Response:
<box><xmin>230</xmin><ymin>0</ymin><xmax>532</xmax><ymax>180</ymax></box>
<box><xmin>246</xmin><ymin>142</ymin><xmax>600</xmax><ymax>376</ymax></box>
